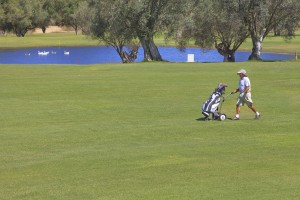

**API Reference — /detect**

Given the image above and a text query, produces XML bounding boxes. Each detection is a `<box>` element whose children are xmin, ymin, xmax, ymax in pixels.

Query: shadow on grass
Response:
<box><xmin>196</xmin><ymin>117</ymin><xmax>208</xmax><ymax>121</ymax></box>
<box><xmin>196</xmin><ymin>117</ymin><xmax>233</xmax><ymax>121</ymax></box>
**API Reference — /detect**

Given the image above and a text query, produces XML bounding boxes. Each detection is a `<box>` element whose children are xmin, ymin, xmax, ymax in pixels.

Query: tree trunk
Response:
<box><xmin>15</xmin><ymin>29</ymin><xmax>27</xmax><ymax>37</ymax></box>
<box><xmin>139</xmin><ymin>35</ymin><xmax>163</xmax><ymax>61</ymax></box>
<box><xmin>223</xmin><ymin>53</ymin><xmax>235</xmax><ymax>62</ymax></box>
<box><xmin>42</xmin><ymin>26</ymin><xmax>46</xmax><ymax>34</ymax></box>
<box><xmin>115</xmin><ymin>46</ymin><xmax>139</xmax><ymax>63</ymax></box>
<box><xmin>248</xmin><ymin>30</ymin><xmax>265</xmax><ymax>60</ymax></box>
<box><xmin>216</xmin><ymin>43</ymin><xmax>236</xmax><ymax>62</ymax></box>
<box><xmin>120</xmin><ymin>47</ymin><xmax>139</xmax><ymax>63</ymax></box>
<box><xmin>248</xmin><ymin>38</ymin><xmax>262</xmax><ymax>60</ymax></box>
<box><xmin>75</xmin><ymin>25</ymin><xmax>78</xmax><ymax>35</ymax></box>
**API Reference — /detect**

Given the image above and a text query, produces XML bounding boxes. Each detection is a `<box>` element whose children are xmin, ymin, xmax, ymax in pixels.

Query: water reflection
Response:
<box><xmin>0</xmin><ymin>46</ymin><xmax>294</xmax><ymax>65</ymax></box>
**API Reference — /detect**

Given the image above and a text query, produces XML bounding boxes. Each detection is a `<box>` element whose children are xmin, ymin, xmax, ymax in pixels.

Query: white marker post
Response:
<box><xmin>187</xmin><ymin>54</ymin><xmax>195</xmax><ymax>62</ymax></box>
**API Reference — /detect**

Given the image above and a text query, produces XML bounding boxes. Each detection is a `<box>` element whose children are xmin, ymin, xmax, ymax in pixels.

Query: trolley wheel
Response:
<box><xmin>220</xmin><ymin>114</ymin><xmax>226</xmax><ymax>121</ymax></box>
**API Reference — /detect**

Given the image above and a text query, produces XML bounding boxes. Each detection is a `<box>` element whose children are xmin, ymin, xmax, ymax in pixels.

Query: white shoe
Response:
<box><xmin>255</xmin><ymin>113</ymin><xmax>261</xmax><ymax>119</ymax></box>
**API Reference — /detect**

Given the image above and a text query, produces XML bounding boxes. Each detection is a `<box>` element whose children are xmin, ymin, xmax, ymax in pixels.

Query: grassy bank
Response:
<box><xmin>241</xmin><ymin>34</ymin><xmax>300</xmax><ymax>54</ymax></box>
<box><xmin>0</xmin><ymin>62</ymin><xmax>299</xmax><ymax>199</ymax></box>
<box><xmin>0</xmin><ymin>33</ymin><xmax>99</xmax><ymax>48</ymax></box>
<box><xmin>1</xmin><ymin>32</ymin><xmax>300</xmax><ymax>54</ymax></box>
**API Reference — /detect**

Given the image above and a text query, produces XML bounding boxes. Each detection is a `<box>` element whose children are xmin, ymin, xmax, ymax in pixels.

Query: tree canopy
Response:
<box><xmin>86</xmin><ymin>0</ymin><xmax>139</xmax><ymax>63</ymax></box>
<box><xmin>241</xmin><ymin>0</ymin><xmax>300</xmax><ymax>60</ymax></box>
<box><xmin>176</xmin><ymin>0</ymin><xmax>249</xmax><ymax>62</ymax></box>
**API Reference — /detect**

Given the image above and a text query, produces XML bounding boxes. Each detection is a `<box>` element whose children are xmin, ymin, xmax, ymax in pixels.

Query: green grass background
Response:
<box><xmin>0</xmin><ymin>62</ymin><xmax>299</xmax><ymax>199</ymax></box>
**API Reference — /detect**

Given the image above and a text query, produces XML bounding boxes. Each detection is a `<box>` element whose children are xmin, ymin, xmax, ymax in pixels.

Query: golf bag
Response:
<box><xmin>202</xmin><ymin>83</ymin><xmax>227</xmax><ymax>120</ymax></box>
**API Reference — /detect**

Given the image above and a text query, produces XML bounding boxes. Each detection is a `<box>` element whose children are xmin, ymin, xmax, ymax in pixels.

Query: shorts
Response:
<box><xmin>236</xmin><ymin>92</ymin><xmax>253</xmax><ymax>107</ymax></box>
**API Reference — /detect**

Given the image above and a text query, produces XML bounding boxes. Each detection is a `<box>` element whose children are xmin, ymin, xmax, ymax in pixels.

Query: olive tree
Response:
<box><xmin>126</xmin><ymin>0</ymin><xmax>192</xmax><ymax>61</ymax></box>
<box><xmin>76</xmin><ymin>1</ymin><xmax>93</xmax><ymax>35</ymax></box>
<box><xmin>126</xmin><ymin>0</ymin><xmax>166</xmax><ymax>61</ymax></box>
<box><xmin>86</xmin><ymin>0</ymin><xmax>139</xmax><ymax>63</ymax></box>
<box><xmin>242</xmin><ymin>0</ymin><xmax>300</xmax><ymax>60</ymax></box>
<box><xmin>86</xmin><ymin>0</ymin><xmax>190</xmax><ymax>62</ymax></box>
<box><xmin>0</xmin><ymin>0</ymin><xmax>50</xmax><ymax>36</ymax></box>
<box><xmin>31</xmin><ymin>0</ymin><xmax>50</xmax><ymax>34</ymax></box>
<box><xmin>0</xmin><ymin>2</ymin><xmax>7</xmax><ymax>34</ymax></box>
<box><xmin>43</xmin><ymin>0</ymin><xmax>65</xmax><ymax>26</ymax></box>
<box><xmin>61</xmin><ymin>0</ymin><xmax>86</xmax><ymax>35</ymax></box>
<box><xmin>2</xmin><ymin>0</ymin><xmax>33</xmax><ymax>36</ymax></box>
<box><xmin>0</xmin><ymin>0</ymin><xmax>12</xmax><ymax>34</ymax></box>
<box><xmin>175</xmin><ymin>0</ymin><xmax>249</xmax><ymax>62</ymax></box>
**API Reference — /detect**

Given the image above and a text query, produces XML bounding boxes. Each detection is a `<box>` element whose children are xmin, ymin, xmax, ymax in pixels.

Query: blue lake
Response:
<box><xmin>0</xmin><ymin>46</ymin><xmax>294</xmax><ymax>64</ymax></box>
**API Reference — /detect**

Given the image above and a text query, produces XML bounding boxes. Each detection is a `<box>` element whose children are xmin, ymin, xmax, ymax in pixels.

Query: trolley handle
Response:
<box><xmin>221</xmin><ymin>93</ymin><xmax>232</xmax><ymax>102</ymax></box>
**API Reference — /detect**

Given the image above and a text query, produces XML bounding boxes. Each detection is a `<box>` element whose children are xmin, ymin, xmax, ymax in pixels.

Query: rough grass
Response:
<box><xmin>240</xmin><ymin>33</ymin><xmax>300</xmax><ymax>53</ymax></box>
<box><xmin>0</xmin><ymin>33</ymin><xmax>99</xmax><ymax>49</ymax></box>
<box><xmin>0</xmin><ymin>62</ymin><xmax>299</xmax><ymax>200</ymax></box>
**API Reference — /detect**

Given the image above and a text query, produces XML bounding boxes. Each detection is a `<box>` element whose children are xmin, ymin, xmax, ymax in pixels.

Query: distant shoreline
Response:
<box><xmin>1</xmin><ymin>28</ymin><xmax>299</xmax><ymax>55</ymax></box>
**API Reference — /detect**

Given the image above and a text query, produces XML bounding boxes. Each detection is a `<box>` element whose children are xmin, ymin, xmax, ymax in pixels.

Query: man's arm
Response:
<box><xmin>243</xmin><ymin>85</ymin><xmax>250</xmax><ymax>94</ymax></box>
<box><xmin>231</xmin><ymin>88</ymin><xmax>239</xmax><ymax>94</ymax></box>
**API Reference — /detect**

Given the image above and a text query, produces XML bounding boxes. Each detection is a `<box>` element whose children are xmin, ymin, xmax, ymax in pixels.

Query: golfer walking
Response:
<box><xmin>231</xmin><ymin>69</ymin><xmax>260</xmax><ymax>120</ymax></box>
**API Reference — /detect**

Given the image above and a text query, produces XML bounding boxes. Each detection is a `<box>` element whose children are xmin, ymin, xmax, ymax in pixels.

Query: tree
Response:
<box><xmin>274</xmin><ymin>9</ymin><xmax>300</xmax><ymax>37</ymax></box>
<box><xmin>88</xmin><ymin>0</ymin><xmax>190</xmax><ymax>62</ymax></box>
<box><xmin>242</xmin><ymin>0</ymin><xmax>300</xmax><ymax>60</ymax></box>
<box><xmin>43</xmin><ymin>0</ymin><xmax>65</xmax><ymax>27</ymax></box>
<box><xmin>196</xmin><ymin>0</ymin><xmax>248</xmax><ymax>62</ymax></box>
<box><xmin>0</xmin><ymin>1</ymin><xmax>6</xmax><ymax>34</ymax></box>
<box><xmin>0</xmin><ymin>0</ymin><xmax>12</xmax><ymax>34</ymax></box>
<box><xmin>175</xmin><ymin>0</ymin><xmax>249</xmax><ymax>62</ymax></box>
<box><xmin>125</xmin><ymin>0</ymin><xmax>190</xmax><ymax>62</ymax></box>
<box><xmin>61</xmin><ymin>0</ymin><xmax>85</xmax><ymax>35</ymax></box>
<box><xmin>6</xmin><ymin>0</ymin><xmax>34</xmax><ymax>37</ymax></box>
<box><xmin>43</xmin><ymin>0</ymin><xmax>83</xmax><ymax>34</ymax></box>
<box><xmin>31</xmin><ymin>0</ymin><xmax>50</xmax><ymax>34</ymax></box>
<box><xmin>86</xmin><ymin>0</ymin><xmax>139</xmax><ymax>63</ymax></box>
<box><xmin>126</xmin><ymin>0</ymin><xmax>165</xmax><ymax>61</ymax></box>
<box><xmin>76</xmin><ymin>1</ymin><xmax>93</xmax><ymax>35</ymax></box>
<box><xmin>0</xmin><ymin>0</ymin><xmax>50</xmax><ymax>36</ymax></box>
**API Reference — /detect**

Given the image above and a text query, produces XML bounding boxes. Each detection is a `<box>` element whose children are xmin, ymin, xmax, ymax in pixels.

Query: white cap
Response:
<box><xmin>237</xmin><ymin>69</ymin><xmax>247</xmax><ymax>75</ymax></box>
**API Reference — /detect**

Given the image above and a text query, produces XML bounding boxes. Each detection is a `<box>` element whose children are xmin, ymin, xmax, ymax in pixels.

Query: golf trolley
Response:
<box><xmin>211</xmin><ymin>93</ymin><xmax>232</xmax><ymax>121</ymax></box>
<box><xmin>201</xmin><ymin>83</ymin><xmax>232</xmax><ymax>121</ymax></box>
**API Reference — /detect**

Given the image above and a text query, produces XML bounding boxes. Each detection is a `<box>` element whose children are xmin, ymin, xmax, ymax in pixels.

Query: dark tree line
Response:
<box><xmin>0</xmin><ymin>0</ymin><xmax>84</xmax><ymax>36</ymax></box>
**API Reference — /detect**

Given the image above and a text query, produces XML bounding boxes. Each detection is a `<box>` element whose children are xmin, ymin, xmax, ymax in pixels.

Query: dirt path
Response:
<box><xmin>33</xmin><ymin>26</ymin><xmax>74</xmax><ymax>34</ymax></box>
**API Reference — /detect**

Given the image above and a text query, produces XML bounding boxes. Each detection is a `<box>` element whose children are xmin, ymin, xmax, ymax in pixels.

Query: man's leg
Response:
<box><xmin>248</xmin><ymin>105</ymin><xmax>260</xmax><ymax>119</ymax></box>
<box><xmin>245</xmin><ymin>93</ymin><xmax>261</xmax><ymax>119</ymax></box>
<box><xmin>234</xmin><ymin>104</ymin><xmax>241</xmax><ymax>120</ymax></box>
<box><xmin>248</xmin><ymin>105</ymin><xmax>257</xmax><ymax>113</ymax></box>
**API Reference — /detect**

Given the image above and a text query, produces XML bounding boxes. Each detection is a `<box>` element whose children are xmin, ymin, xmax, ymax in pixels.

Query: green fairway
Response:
<box><xmin>0</xmin><ymin>62</ymin><xmax>299</xmax><ymax>200</ymax></box>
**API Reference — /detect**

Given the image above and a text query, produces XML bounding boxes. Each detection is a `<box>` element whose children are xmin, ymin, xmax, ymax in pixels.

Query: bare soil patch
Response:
<box><xmin>32</xmin><ymin>26</ymin><xmax>75</xmax><ymax>34</ymax></box>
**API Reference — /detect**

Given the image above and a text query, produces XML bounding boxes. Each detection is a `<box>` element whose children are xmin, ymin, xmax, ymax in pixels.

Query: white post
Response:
<box><xmin>187</xmin><ymin>54</ymin><xmax>195</xmax><ymax>62</ymax></box>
